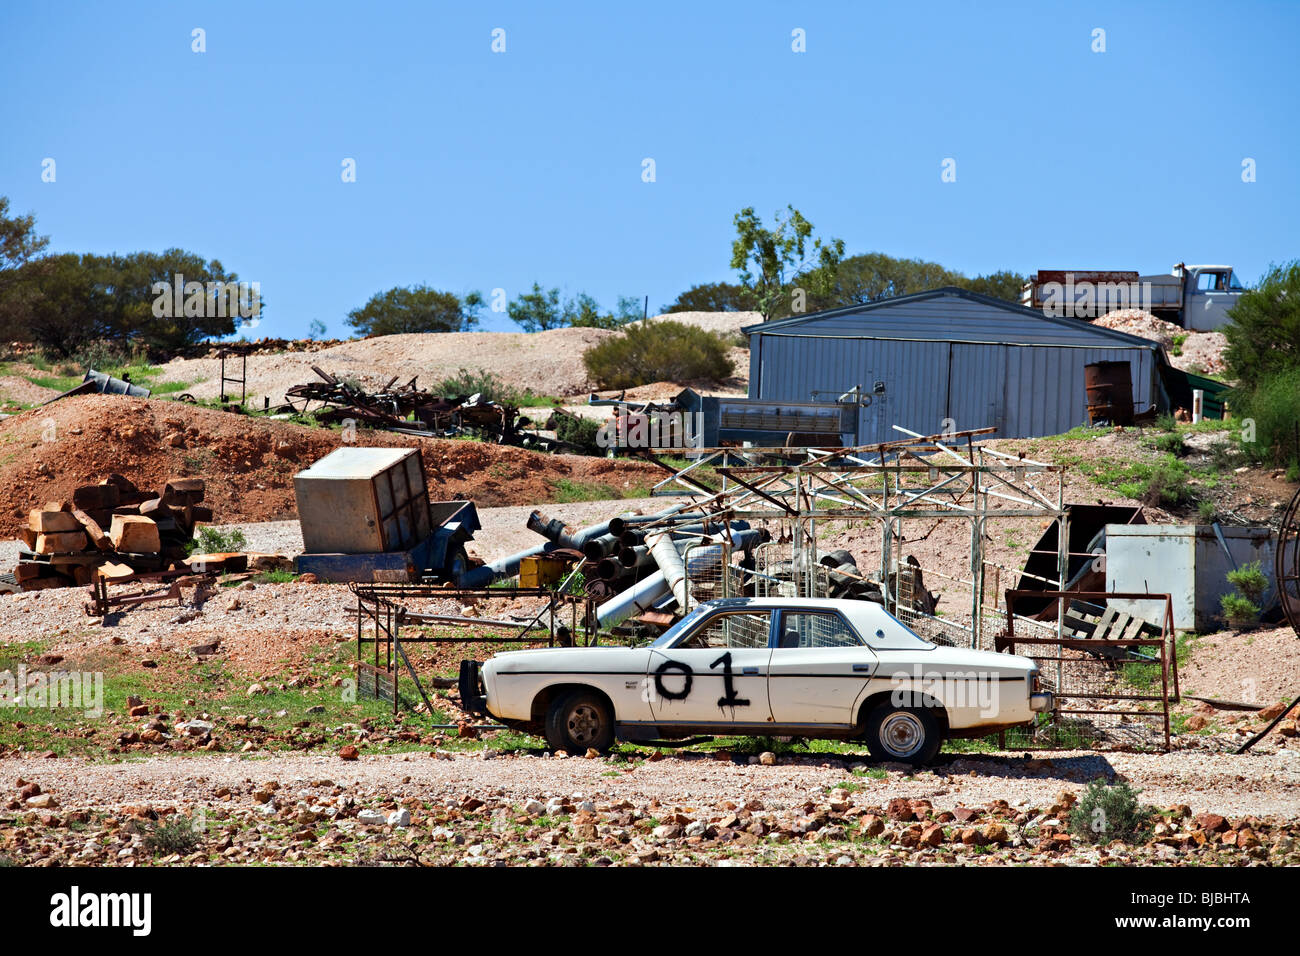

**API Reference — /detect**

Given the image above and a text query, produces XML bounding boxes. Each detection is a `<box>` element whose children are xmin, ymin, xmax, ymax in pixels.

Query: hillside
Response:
<box><xmin>0</xmin><ymin>395</ymin><xmax>663</xmax><ymax>537</ymax></box>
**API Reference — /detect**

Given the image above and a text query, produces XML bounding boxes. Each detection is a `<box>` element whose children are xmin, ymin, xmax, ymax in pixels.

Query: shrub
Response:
<box><xmin>549</xmin><ymin>409</ymin><xmax>603</xmax><ymax>455</ymax></box>
<box><xmin>1118</xmin><ymin>457</ymin><xmax>1197</xmax><ymax>509</ymax></box>
<box><xmin>1068</xmin><ymin>779</ymin><xmax>1153</xmax><ymax>845</ymax></box>
<box><xmin>583</xmin><ymin>320</ymin><xmax>734</xmax><ymax>390</ymax></box>
<box><xmin>191</xmin><ymin>526</ymin><xmax>248</xmax><ymax>554</ymax></box>
<box><xmin>1197</xmin><ymin>500</ymin><xmax>1216</xmax><ymax>523</ymax></box>
<box><xmin>1234</xmin><ymin>366</ymin><xmax>1300</xmax><ymax>467</ymax></box>
<box><xmin>1227</xmin><ymin>560</ymin><xmax>1269</xmax><ymax>605</ymax></box>
<box><xmin>1220</xmin><ymin>592</ymin><xmax>1261</xmax><ymax>628</ymax></box>
<box><xmin>1148</xmin><ymin>430</ymin><xmax>1187</xmax><ymax>457</ymax></box>
<box><xmin>430</xmin><ymin>367</ymin><xmax>522</xmax><ymax>407</ymax></box>
<box><xmin>143</xmin><ymin>814</ymin><xmax>203</xmax><ymax>856</ymax></box>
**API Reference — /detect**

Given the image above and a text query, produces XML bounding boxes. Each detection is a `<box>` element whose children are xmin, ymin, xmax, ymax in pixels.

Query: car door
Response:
<box><xmin>647</xmin><ymin>609</ymin><xmax>774</xmax><ymax>728</ymax></box>
<box><xmin>766</xmin><ymin>609</ymin><xmax>878</xmax><ymax>727</ymax></box>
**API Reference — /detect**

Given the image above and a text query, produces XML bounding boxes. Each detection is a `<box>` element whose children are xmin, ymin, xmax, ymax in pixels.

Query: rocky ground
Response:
<box><xmin>3</xmin><ymin>748</ymin><xmax>1297</xmax><ymax>867</ymax></box>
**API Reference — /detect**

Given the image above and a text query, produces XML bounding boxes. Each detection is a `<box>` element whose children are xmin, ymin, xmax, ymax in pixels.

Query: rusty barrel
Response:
<box><xmin>1085</xmin><ymin>360</ymin><xmax>1134</xmax><ymax>425</ymax></box>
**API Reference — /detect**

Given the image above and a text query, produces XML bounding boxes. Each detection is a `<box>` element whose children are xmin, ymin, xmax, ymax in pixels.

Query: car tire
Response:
<box><xmin>545</xmin><ymin>690</ymin><xmax>614</xmax><ymax>755</ymax></box>
<box><xmin>864</xmin><ymin>702</ymin><xmax>943</xmax><ymax>766</ymax></box>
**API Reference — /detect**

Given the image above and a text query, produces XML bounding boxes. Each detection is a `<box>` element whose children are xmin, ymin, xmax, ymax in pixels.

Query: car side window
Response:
<box><xmin>677</xmin><ymin>611</ymin><xmax>771</xmax><ymax>650</ymax></box>
<box><xmin>776</xmin><ymin>611</ymin><xmax>862</xmax><ymax>649</ymax></box>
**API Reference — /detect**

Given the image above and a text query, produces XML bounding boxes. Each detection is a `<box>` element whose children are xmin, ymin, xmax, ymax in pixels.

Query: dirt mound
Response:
<box><xmin>155</xmin><ymin>315</ymin><xmax>754</xmax><ymax>407</ymax></box>
<box><xmin>1092</xmin><ymin>309</ymin><xmax>1230</xmax><ymax>376</ymax></box>
<box><xmin>1093</xmin><ymin>309</ymin><xmax>1183</xmax><ymax>346</ymax></box>
<box><xmin>0</xmin><ymin>395</ymin><xmax>663</xmax><ymax>538</ymax></box>
<box><xmin>156</xmin><ymin>327</ymin><xmax>621</xmax><ymax>405</ymax></box>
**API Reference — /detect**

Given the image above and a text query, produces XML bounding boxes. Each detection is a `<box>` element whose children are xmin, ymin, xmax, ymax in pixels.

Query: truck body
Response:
<box><xmin>1021</xmin><ymin>264</ymin><xmax>1244</xmax><ymax>331</ymax></box>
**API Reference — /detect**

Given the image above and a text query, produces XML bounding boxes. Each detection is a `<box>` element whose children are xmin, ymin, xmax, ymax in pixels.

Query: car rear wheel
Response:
<box><xmin>864</xmin><ymin>702</ymin><xmax>943</xmax><ymax>766</ymax></box>
<box><xmin>545</xmin><ymin>690</ymin><xmax>614</xmax><ymax>755</ymax></box>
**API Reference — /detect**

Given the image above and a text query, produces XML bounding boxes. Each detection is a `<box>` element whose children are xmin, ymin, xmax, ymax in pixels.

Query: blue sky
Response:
<box><xmin>2</xmin><ymin>0</ymin><xmax>1296</xmax><ymax>337</ymax></box>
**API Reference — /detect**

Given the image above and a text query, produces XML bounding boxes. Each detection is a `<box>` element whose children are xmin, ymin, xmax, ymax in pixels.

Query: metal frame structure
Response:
<box><xmin>350</xmin><ymin>582</ymin><xmax>597</xmax><ymax>716</ymax></box>
<box><xmin>639</xmin><ymin>426</ymin><xmax>1070</xmax><ymax>649</ymax></box>
<box><xmin>998</xmin><ymin>589</ymin><xmax>1177</xmax><ymax>752</ymax></box>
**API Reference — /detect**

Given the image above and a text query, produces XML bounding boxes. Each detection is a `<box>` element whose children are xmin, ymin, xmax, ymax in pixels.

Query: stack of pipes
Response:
<box><xmin>460</xmin><ymin>501</ymin><xmax>764</xmax><ymax>628</ymax></box>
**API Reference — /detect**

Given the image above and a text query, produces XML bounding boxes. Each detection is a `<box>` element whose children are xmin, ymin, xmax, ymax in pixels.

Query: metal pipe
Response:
<box><xmin>647</xmin><ymin>529</ymin><xmax>689</xmax><ymax>609</ymax></box>
<box><xmin>617</xmin><ymin>545</ymin><xmax>652</xmax><ymax>569</ymax></box>
<box><xmin>458</xmin><ymin>541</ymin><xmax>559</xmax><ymax>589</ymax></box>
<box><xmin>596</xmin><ymin>570</ymin><xmax>670</xmax><ymax>626</ymax></box>
<box><xmin>581</xmin><ymin>533</ymin><xmax>620</xmax><ymax>561</ymax></box>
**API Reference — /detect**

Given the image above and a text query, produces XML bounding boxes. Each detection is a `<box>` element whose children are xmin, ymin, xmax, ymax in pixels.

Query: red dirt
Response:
<box><xmin>0</xmin><ymin>395</ymin><xmax>662</xmax><ymax>537</ymax></box>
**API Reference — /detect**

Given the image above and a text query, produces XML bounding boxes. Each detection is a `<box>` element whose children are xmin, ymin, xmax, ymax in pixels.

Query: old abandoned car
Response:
<box><xmin>460</xmin><ymin>597</ymin><xmax>1053</xmax><ymax>765</ymax></box>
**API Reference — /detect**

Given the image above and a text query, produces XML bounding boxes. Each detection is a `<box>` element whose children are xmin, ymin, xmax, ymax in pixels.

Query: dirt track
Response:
<box><xmin>12</xmin><ymin>748</ymin><xmax>1300</xmax><ymax>819</ymax></box>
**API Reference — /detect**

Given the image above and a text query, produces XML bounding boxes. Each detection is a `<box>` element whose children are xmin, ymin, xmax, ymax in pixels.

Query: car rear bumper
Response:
<box><xmin>458</xmin><ymin>660</ymin><xmax>489</xmax><ymax>716</ymax></box>
<box><xmin>1030</xmin><ymin>691</ymin><xmax>1055</xmax><ymax>713</ymax></box>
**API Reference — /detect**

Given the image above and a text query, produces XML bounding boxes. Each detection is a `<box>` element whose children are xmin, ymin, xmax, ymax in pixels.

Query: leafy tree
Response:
<box><xmin>730</xmin><ymin>206</ymin><xmax>844</xmax><ymax>320</ymax></box>
<box><xmin>7</xmin><ymin>249</ymin><xmax>243</xmax><ymax>357</ymax></box>
<box><xmin>12</xmin><ymin>253</ymin><xmax>114</xmax><ymax>356</ymax></box>
<box><xmin>509</xmin><ymin>284</ymin><xmax>639</xmax><ymax>331</ymax></box>
<box><xmin>308</xmin><ymin>319</ymin><xmax>327</xmax><ymax>339</ymax></box>
<box><xmin>0</xmin><ymin>196</ymin><xmax>51</xmax><ymax>339</ymax></box>
<box><xmin>808</xmin><ymin>252</ymin><xmax>961</xmax><ymax>309</ymax></box>
<box><xmin>118</xmin><ymin>248</ymin><xmax>249</xmax><ymax>353</ymax></box>
<box><xmin>662</xmin><ymin>281</ymin><xmax>757</xmax><ymax>313</ymax></box>
<box><xmin>346</xmin><ymin>285</ymin><xmax>481</xmax><ymax>337</ymax></box>
<box><xmin>568</xmin><ymin>294</ymin><xmax>642</xmax><ymax>329</ymax></box>
<box><xmin>960</xmin><ymin>270</ymin><xmax>1028</xmax><ymax>304</ymax></box>
<box><xmin>1223</xmin><ymin>261</ymin><xmax>1300</xmax><ymax>391</ymax></box>
<box><xmin>507</xmin><ymin>282</ymin><xmax>563</xmax><ymax>332</ymax></box>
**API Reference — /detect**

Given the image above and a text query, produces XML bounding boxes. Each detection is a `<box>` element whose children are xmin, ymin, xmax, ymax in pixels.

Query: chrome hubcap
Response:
<box><xmin>881</xmin><ymin>712</ymin><xmax>924</xmax><ymax>758</ymax></box>
<box><xmin>566</xmin><ymin>704</ymin><xmax>601</xmax><ymax>745</ymax></box>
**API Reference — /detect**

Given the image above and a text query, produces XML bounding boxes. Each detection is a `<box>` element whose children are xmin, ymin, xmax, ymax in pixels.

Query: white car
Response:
<box><xmin>459</xmin><ymin>597</ymin><xmax>1053</xmax><ymax>765</ymax></box>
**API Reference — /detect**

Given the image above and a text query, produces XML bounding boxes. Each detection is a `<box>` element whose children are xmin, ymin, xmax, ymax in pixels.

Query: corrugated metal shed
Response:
<box><xmin>743</xmin><ymin>287</ymin><xmax>1167</xmax><ymax>442</ymax></box>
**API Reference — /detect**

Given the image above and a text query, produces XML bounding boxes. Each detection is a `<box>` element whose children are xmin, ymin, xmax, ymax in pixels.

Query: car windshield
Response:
<box><xmin>648</xmin><ymin>604</ymin><xmax>713</xmax><ymax>647</ymax></box>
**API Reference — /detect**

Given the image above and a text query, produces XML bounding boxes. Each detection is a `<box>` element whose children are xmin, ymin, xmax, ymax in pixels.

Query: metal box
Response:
<box><xmin>1105</xmin><ymin>524</ymin><xmax>1277</xmax><ymax>631</ymax></box>
<box><xmin>519</xmin><ymin>555</ymin><xmax>570</xmax><ymax>588</ymax></box>
<box><xmin>293</xmin><ymin>447</ymin><xmax>432</xmax><ymax>555</ymax></box>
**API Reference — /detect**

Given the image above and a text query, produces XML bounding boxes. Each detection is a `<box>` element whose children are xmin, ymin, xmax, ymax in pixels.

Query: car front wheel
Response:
<box><xmin>545</xmin><ymin>690</ymin><xmax>615</xmax><ymax>754</ymax></box>
<box><xmin>864</xmin><ymin>702</ymin><xmax>943</xmax><ymax>766</ymax></box>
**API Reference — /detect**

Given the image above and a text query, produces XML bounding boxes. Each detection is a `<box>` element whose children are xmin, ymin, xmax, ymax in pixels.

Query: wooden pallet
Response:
<box><xmin>1061</xmin><ymin>601</ymin><xmax>1163</xmax><ymax>651</ymax></box>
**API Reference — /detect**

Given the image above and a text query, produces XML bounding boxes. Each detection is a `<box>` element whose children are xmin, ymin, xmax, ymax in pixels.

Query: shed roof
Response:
<box><xmin>742</xmin><ymin>287</ymin><xmax>1164</xmax><ymax>351</ymax></box>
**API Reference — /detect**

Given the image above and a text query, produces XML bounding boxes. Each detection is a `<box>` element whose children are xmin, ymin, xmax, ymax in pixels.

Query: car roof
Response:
<box><xmin>686</xmin><ymin>597</ymin><xmax>933</xmax><ymax>649</ymax></box>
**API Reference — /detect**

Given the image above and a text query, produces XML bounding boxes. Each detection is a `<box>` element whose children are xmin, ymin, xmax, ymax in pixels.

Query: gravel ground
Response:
<box><xmin>10</xmin><ymin>748</ymin><xmax>1300</xmax><ymax>818</ymax></box>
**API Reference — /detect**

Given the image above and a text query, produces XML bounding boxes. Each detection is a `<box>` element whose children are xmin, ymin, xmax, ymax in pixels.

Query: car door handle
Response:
<box><xmin>742</xmin><ymin>667</ymin><xmax>760</xmax><ymax>675</ymax></box>
<box><xmin>852</xmin><ymin>664</ymin><xmax>872</xmax><ymax>672</ymax></box>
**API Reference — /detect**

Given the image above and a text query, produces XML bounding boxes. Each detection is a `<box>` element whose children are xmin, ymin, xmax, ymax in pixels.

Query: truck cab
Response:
<box><xmin>1169</xmin><ymin>264</ymin><xmax>1245</xmax><ymax>331</ymax></box>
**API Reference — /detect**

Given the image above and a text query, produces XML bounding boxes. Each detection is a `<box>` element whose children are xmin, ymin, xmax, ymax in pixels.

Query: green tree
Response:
<box><xmin>119</xmin><ymin>248</ymin><xmax>248</xmax><ymax>353</ymax></box>
<box><xmin>0</xmin><ymin>196</ymin><xmax>51</xmax><ymax>340</ymax></box>
<box><xmin>730</xmin><ymin>205</ymin><xmax>844</xmax><ymax>320</ymax></box>
<box><xmin>1223</xmin><ymin>261</ymin><xmax>1300</xmax><ymax>391</ymax></box>
<box><xmin>568</xmin><ymin>294</ymin><xmax>642</xmax><ymax>329</ymax></box>
<box><xmin>960</xmin><ymin>269</ymin><xmax>1028</xmax><ymax>304</ymax></box>
<box><xmin>662</xmin><ymin>281</ymin><xmax>757</xmax><ymax>313</ymax></box>
<box><xmin>11</xmin><ymin>253</ymin><xmax>113</xmax><ymax>356</ymax></box>
<box><xmin>509</xmin><ymin>284</ymin><xmax>639</xmax><ymax>331</ymax></box>
<box><xmin>507</xmin><ymin>282</ymin><xmax>563</xmax><ymax>331</ymax></box>
<box><xmin>346</xmin><ymin>285</ymin><xmax>481</xmax><ymax>336</ymax></box>
<box><xmin>809</xmin><ymin>252</ymin><xmax>962</xmax><ymax>308</ymax></box>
